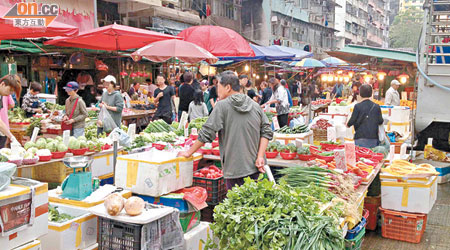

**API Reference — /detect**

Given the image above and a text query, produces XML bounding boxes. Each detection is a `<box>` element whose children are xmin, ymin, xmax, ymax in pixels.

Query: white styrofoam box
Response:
<box><xmin>0</xmin><ymin>179</ymin><xmax>48</xmax><ymax>250</ymax></box>
<box><xmin>318</xmin><ymin>113</ymin><xmax>348</xmax><ymax>125</ymax></box>
<box><xmin>381</xmin><ymin>174</ymin><xmax>437</xmax><ymax>214</ymax></box>
<box><xmin>37</xmin><ymin>93</ymin><xmax>56</xmax><ymax>104</ymax></box>
<box><xmin>389</xmin><ymin>106</ymin><xmax>411</xmax><ymax>123</ymax></box>
<box><xmin>274</xmin><ymin>131</ymin><xmax>313</xmax><ymax>145</ymax></box>
<box><xmin>12</xmin><ymin>240</ymin><xmax>41</xmax><ymax>250</ymax></box>
<box><xmin>328</xmin><ymin>105</ymin><xmax>352</xmax><ymax>116</ymax></box>
<box><xmin>115</xmin><ymin>150</ymin><xmax>201</xmax><ymax>196</ymax></box>
<box><xmin>173</xmin><ymin>222</ymin><xmax>214</xmax><ymax>250</ymax></box>
<box><xmin>40</xmin><ymin>203</ymin><xmax>98</xmax><ymax>250</ymax></box>
<box><xmin>385</xmin><ymin>121</ymin><xmax>410</xmax><ymax>137</ymax></box>
<box><xmin>81</xmin><ymin>243</ymin><xmax>98</xmax><ymax>250</ymax></box>
<box><xmin>91</xmin><ymin>151</ymin><xmax>114</xmax><ymax>178</ymax></box>
<box><xmin>435</xmin><ymin>165</ymin><xmax>450</xmax><ymax>184</ymax></box>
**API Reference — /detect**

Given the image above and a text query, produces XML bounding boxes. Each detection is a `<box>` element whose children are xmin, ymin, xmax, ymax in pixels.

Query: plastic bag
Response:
<box><xmin>108</xmin><ymin>128</ymin><xmax>131</xmax><ymax>147</ymax></box>
<box><xmin>289</xmin><ymin>116</ymin><xmax>305</xmax><ymax>128</ymax></box>
<box><xmin>0</xmin><ymin>162</ymin><xmax>17</xmax><ymax>191</ymax></box>
<box><xmin>98</xmin><ymin>105</ymin><xmax>117</xmax><ymax>133</ymax></box>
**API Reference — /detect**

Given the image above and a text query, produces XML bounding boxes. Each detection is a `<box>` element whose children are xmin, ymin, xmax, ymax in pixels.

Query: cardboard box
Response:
<box><xmin>115</xmin><ymin>151</ymin><xmax>201</xmax><ymax>196</ymax></box>
<box><xmin>0</xmin><ymin>178</ymin><xmax>48</xmax><ymax>250</ymax></box>
<box><xmin>40</xmin><ymin>203</ymin><xmax>98</xmax><ymax>250</ymax></box>
<box><xmin>12</xmin><ymin>240</ymin><xmax>41</xmax><ymax>250</ymax></box>
<box><xmin>381</xmin><ymin>174</ymin><xmax>437</xmax><ymax>214</ymax></box>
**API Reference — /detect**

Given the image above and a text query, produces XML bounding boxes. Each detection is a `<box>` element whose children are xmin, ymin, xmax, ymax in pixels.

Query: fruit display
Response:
<box><xmin>330</xmin><ymin>101</ymin><xmax>348</xmax><ymax>106</ymax></box>
<box><xmin>400</xmin><ymin>100</ymin><xmax>416</xmax><ymax>109</ymax></box>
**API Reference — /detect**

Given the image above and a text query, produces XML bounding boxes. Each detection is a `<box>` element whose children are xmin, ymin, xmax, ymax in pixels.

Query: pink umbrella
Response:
<box><xmin>131</xmin><ymin>39</ymin><xmax>218</xmax><ymax>64</ymax></box>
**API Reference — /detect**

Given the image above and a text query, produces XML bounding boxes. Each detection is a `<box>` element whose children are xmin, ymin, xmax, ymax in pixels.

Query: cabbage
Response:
<box><xmin>68</xmin><ymin>137</ymin><xmax>80</xmax><ymax>150</ymax></box>
<box><xmin>80</xmin><ymin>140</ymin><xmax>87</xmax><ymax>149</ymax></box>
<box><xmin>46</xmin><ymin>142</ymin><xmax>57</xmax><ymax>152</ymax></box>
<box><xmin>57</xmin><ymin>143</ymin><xmax>68</xmax><ymax>152</ymax></box>
<box><xmin>37</xmin><ymin>138</ymin><xmax>46</xmax><ymax>145</ymax></box>
<box><xmin>24</xmin><ymin>141</ymin><xmax>35</xmax><ymax>150</ymax></box>
<box><xmin>55</xmin><ymin>136</ymin><xmax>63</xmax><ymax>142</ymax></box>
<box><xmin>0</xmin><ymin>148</ymin><xmax>12</xmax><ymax>156</ymax></box>
<box><xmin>36</xmin><ymin>139</ymin><xmax>47</xmax><ymax>149</ymax></box>
<box><xmin>27</xmin><ymin>147</ymin><xmax>38</xmax><ymax>155</ymax></box>
<box><xmin>24</xmin><ymin>152</ymin><xmax>35</xmax><ymax>159</ymax></box>
<box><xmin>46</xmin><ymin>138</ymin><xmax>54</xmax><ymax>144</ymax></box>
<box><xmin>78</xmin><ymin>136</ymin><xmax>87</xmax><ymax>141</ymax></box>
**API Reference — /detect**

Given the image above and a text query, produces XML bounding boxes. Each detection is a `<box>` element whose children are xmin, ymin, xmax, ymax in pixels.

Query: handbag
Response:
<box><xmin>61</xmin><ymin>98</ymin><xmax>79</xmax><ymax>132</ymax></box>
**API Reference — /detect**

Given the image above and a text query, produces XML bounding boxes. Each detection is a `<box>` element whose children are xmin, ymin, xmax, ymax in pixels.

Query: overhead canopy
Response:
<box><xmin>220</xmin><ymin>44</ymin><xmax>295</xmax><ymax>61</ymax></box>
<box><xmin>328</xmin><ymin>45</ymin><xmax>416</xmax><ymax>64</ymax></box>
<box><xmin>0</xmin><ymin>5</ymin><xmax>79</xmax><ymax>40</ymax></box>
<box><xmin>268</xmin><ymin>45</ymin><xmax>313</xmax><ymax>60</ymax></box>
<box><xmin>290</xmin><ymin>58</ymin><xmax>326</xmax><ymax>68</ymax></box>
<box><xmin>131</xmin><ymin>39</ymin><xmax>218</xmax><ymax>64</ymax></box>
<box><xmin>45</xmin><ymin>23</ymin><xmax>179</xmax><ymax>51</ymax></box>
<box><xmin>178</xmin><ymin>25</ymin><xmax>255</xmax><ymax>58</ymax></box>
<box><xmin>320</xmin><ymin>57</ymin><xmax>349</xmax><ymax>67</ymax></box>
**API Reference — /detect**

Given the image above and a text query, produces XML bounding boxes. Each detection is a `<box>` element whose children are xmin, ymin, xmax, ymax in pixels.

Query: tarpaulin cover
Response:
<box><xmin>269</xmin><ymin>45</ymin><xmax>313</xmax><ymax>60</ymax></box>
<box><xmin>131</xmin><ymin>39</ymin><xmax>218</xmax><ymax>64</ymax></box>
<box><xmin>220</xmin><ymin>44</ymin><xmax>295</xmax><ymax>61</ymax></box>
<box><xmin>45</xmin><ymin>23</ymin><xmax>180</xmax><ymax>51</ymax></box>
<box><xmin>178</xmin><ymin>25</ymin><xmax>255</xmax><ymax>58</ymax></box>
<box><xmin>0</xmin><ymin>5</ymin><xmax>79</xmax><ymax>40</ymax></box>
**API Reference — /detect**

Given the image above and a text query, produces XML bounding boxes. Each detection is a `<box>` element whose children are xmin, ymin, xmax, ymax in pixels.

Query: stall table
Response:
<box><xmin>122</xmin><ymin>109</ymin><xmax>155</xmax><ymax>126</ymax></box>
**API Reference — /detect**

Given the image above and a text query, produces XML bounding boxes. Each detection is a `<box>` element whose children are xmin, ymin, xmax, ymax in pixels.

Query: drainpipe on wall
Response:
<box><xmin>93</xmin><ymin>0</ymin><xmax>98</xmax><ymax>28</ymax></box>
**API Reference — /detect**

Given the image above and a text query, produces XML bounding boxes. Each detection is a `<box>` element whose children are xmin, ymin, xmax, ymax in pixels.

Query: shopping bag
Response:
<box><xmin>98</xmin><ymin>105</ymin><xmax>117</xmax><ymax>133</ymax></box>
<box><xmin>108</xmin><ymin>128</ymin><xmax>131</xmax><ymax>147</ymax></box>
<box><xmin>378</xmin><ymin>124</ymin><xmax>390</xmax><ymax>146</ymax></box>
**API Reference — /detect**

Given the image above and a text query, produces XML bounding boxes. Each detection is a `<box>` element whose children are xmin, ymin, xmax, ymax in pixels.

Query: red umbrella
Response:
<box><xmin>0</xmin><ymin>5</ymin><xmax>79</xmax><ymax>39</ymax></box>
<box><xmin>44</xmin><ymin>23</ymin><xmax>179</xmax><ymax>50</ymax></box>
<box><xmin>131</xmin><ymin>39</ymin><xmax>218</xmax><ymax>64</ymax></box>
<box><xmin>178</xmin><ymin>25</ymin><xmax>254</xmax><ymax>58</ymax></box>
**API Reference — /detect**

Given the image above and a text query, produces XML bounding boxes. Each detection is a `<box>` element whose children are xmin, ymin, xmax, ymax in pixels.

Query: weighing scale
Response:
<box><xmin>61</xmin><ymin>156</ymin><xmax>94</xmax><ymax>200</ymax></box>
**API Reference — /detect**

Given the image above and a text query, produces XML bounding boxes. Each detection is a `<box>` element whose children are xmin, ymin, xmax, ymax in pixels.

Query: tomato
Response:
<box><xmin>209</xmin><ymin>169</ymin><xmax>216</xmax><ymax>174</ymax></box>
<box><xmin>200</xmin><ymin>168</ymin><xmax>209</xmax><ymax>175</ymax></box>
<box><xmin>193</xmin><ymin>172</ymin><xmax>200</xmax><ymax>177</ymax></box>
<box><xmin>209</xmin><ymin>166</ymin><xmax>221</xmax><ymax>172</ymax></box>
<box><xmin>206</xmin><ymin>173</ymin><xmax>212</xmax><ymax>179</ymax></box>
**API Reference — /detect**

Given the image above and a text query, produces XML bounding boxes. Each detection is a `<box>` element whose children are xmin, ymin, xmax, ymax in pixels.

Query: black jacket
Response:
<box><xmin>347</xmin><ymin>100</ymin><xmax>383</xmax><ymax>140</ymax></box>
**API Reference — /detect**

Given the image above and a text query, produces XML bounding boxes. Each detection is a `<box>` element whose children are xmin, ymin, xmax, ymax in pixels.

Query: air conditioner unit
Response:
<box><xmin>271</xmin><ymin>16</ymin><xmax>278</xmax><ymax>23</ymax></box>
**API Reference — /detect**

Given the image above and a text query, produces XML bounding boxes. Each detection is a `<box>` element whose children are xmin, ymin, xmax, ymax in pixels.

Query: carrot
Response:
<box><xmin>316</xmin><ymin>159</ymin><xmax>327</xmax><ymax>165</ymax></box>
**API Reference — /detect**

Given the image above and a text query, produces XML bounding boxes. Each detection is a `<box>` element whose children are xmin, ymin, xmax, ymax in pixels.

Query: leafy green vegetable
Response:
<box><xmin>124</xmin><ymin>135</ymin><xmax>151</xmax><ymax>151</ymax></box>
<box><xmin>188</xmin><ymin>117</ymin><xmax>209</xmax><ymax>134</ymax></box>
<box><xmin>144</xmin><ymin>120</ymin><xmax>174</xmax><ymax>133</ymax></box>
<box><xmin>297</xmin><ymin>146</ymin><xmax>310</xmax><ymax>155</ymax></box>
<box><xmin>206</xmin><ymin>178</ymin><xmax>344</xmax><ymax>250</ymax></box>
<box><xmin>48</xmin><ymin>205</ymin><xmax>75</xmax><ymax>223</ymax></box>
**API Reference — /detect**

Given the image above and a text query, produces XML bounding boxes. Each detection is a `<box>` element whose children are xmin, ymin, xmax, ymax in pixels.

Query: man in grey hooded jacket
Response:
<box><xmin>178</xmin><ymin>70</ymin><xmax>273</xmax><ymax>190</ymax></box>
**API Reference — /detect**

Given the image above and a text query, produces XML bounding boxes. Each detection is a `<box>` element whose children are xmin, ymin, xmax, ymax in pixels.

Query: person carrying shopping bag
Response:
<box><xmin>62</xmin><ymin>82</ymin><xmax>88</xmax><ymax>138</ymax></box>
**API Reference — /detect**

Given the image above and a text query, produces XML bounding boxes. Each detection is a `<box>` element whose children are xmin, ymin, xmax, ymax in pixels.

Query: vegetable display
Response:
<box><xmin>188</xmin><ymin>117</ymin><xmax>208</xmax><ymax>134</ymax></box>
<box><xmin>104</xmin><ymin>193</ymin><xmax>124</xmax><ymax>216</ymax></box>
<box><xmin>297</xmin><ymin>146</ymin><xmax>311</xmax><ymax>155</ymax></box>
<box><xmin>44</xmin><ymin>102</ymin><xmax>65</xmax><ymax>111</ymax></box>
<box><xmin>193</xmin><ymin>166</ymin><xmax>223</xmax><ymax>179</ymax></box>
<box><xmin>26</xmin><ymin>117</ymin><xmax>43</xmax><ymax>136</ymax></box>
<box><xmin>265</xmin><ymin>112</ymin><xmax>275</xmax><ymax>121</ymax></box>
<box><xmin>124</xmin><ymin>135</ymin><xmax>151</xmax><ymax>151</ymax></box>
<box><xmin>144</xmin><ymin>120</ymin><xmax>174</xmax><ymax>133</ymax></box>
<box><xmin>124</xmin><ymin>197</ymin><xmax>145</xmax><ymax>216</ymax></box>
<box><xmin>276</xmin><ymin>124</ymin><xmax>309</xmax><ymax>134</ymax></box>
<box><xmin>266</xmin><ymin>141</ymin><xmax>280</xmax><ymax>152</ymax></box>
<box><xmin>207</xmin><ymin>178</ymin><xmax>344</xmax><ymax>250</ymax></box>
<box><xmin>9</xmin><ymin>108</ymin><xmax>31</xmax><ymax>123</ymax></box>
<box><xmin>49</xmin><ymin>206</ymin><xmax>75</xmax><ymax>223</ymax></box>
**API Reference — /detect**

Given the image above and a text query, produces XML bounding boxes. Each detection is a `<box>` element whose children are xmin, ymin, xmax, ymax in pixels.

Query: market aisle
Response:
<box><xmin>363</xmin><ymin>182</ymin><xmax>450</xmax><ymax>250</ymax></box>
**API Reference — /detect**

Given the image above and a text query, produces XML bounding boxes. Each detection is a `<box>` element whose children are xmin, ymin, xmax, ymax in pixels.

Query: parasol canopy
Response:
<box><xmin>131</xmin><ymin>39</ymin><xmax>218</xmax><ymax>64</ymax></box>
<box><xmin>178</xmin><ymin>25</ymin><xmax>255</xmax><ymax>58</ymax></box>
<box><xmin>290</xmin><ymin>58</ymin><xmax>326</xmax><ymax>68</ymax></box>
<box><xmin>320</xmin><ymin>57</ymin><xmax>349</xmax><ymax>67</ymax></box>
<box><xmin>44</xmin><ymin>23</ymin><xmax>179</xmax><ymax>50</ymax></box>
<box><xmin>269</xmin><ymin>45</ymin><xmax>313</xmax><ymax>60</ymax></box>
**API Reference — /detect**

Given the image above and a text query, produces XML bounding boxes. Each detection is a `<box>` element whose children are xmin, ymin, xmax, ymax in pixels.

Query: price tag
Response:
<box><xmin>389</xmin><ymin>144</ymin><xmax>396</xmax><ymax>162</ymax></box>
<box><xmin>179</xmin><ymin>111</ymin><xmax>188</xmax><ymax>130</ymax></box>
<box><xmin>128</xmin><ymin>124</ymin><xmax>136</xmax><ymax>141</ymax></box>
<box><xmin>30</xmin><ymin>127</ymin><xmax>40</xmax><ymax>143</ymax></box>
<box><xmin>327</xmin><ymin>126</ymin><xmax>336</xmax><ymax>142</ymax></box>
<box><xmin>272</xmin><ymin>116</ymin><xmax>280</xmax><ymax>130</ymax></box>
<box><xmin>334</xmin><ymin>149</ymin><xmax>347</xmax><ymax>171</ymax></box>
<box><xmin>344</xmin><ymin>141</ymin><xmax>356</xmax><ymax>167</ymax></box>
<box><xmin>63</xmin><ymin>130</ymin><xmax>70</xmax><ymax>146</ymax></box>
<box><xmin>295</xmin><ymin>139</ymin><xmax>303</xmax><ymax>148</ymax></box>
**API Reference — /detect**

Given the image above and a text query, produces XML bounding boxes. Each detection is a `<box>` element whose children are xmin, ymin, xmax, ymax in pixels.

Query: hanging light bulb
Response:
<box><xmin>264</xmin><ymin>75</ymin><xmax>268</xmax><ymax>79</ymax></box>
<box><xmin>334</xmin><ymin>76</ymin><xmax>338</xmax><ymax>82</ymax></box>
<box><xmin>339</xmin><ymin>76</ymin><xmax>344</xmax><ymax>82</ymax></box>
<box><xmin>344</xmin><ymin>76</ymin><xmax>350</xmax><ymax>82</ymax></box>
<box><xmin>252</xmin><ymin>73</ymin><xmax>256</xmax><ymax>77</ymax></box>
<box><xmin>348</xmin><ymin>71</ymin><xmax>354</xmax><ymax>78</ymax></box>
<box><xmin>256</xmin><ymin>75</ymin><xmax>260</xmax><ymax>79</ymax></box>
<box><xmin>234</xmin><ymin>71</ymin><xmax>238</xmax><ymax>76</ymax></box>
<box><xmin>327</xmin><ymin>75</ymin><xmax>334</xmax><ymax>82</ymax></box>
<box><xmin>244</xmin><ymin>65</ymin><xmax>249</xmax><ymax>72</ymax></box>
<box><xmin>377</xmin><ymin>71</ymin><xmax>387</xmax><ymax>81</ymax></box>
<box><xmin>398</xmin><ymin>73</ymin><xmax>409</xmax><ymax>84</ymax></box>
<box><xmin>321</xmin><ymin>74</ymin><xmax>328</xmax><ymax>82</ymax></box>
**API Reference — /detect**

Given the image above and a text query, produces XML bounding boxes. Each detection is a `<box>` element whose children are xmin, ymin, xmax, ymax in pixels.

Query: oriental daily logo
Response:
<box><xmin>3</xmin><ymin>2</ymin><xmax>59</xmax><ymax>27</ymax></box>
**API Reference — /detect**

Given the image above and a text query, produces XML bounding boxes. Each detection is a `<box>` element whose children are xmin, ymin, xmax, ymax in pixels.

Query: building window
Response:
<box><xmin>345</xmin><ymin>21</ymin><xmax>351</xmax><ymax>32</ymax></box>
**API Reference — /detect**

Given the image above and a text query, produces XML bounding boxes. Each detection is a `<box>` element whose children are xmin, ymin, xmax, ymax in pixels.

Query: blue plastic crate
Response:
<box><xmin>138</xmin><ymin>193</ymin><xmax>191</xmax><ymax>213</ymax></box>
<box><xmin>346</xmin><ymin>217</ymin><xmax>367</xmax><ymax>240</ymax></box>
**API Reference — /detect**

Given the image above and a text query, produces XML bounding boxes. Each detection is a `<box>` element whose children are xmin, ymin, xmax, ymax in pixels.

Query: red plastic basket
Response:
<box><xmin>364</xmin><ymin>203</ymin><xmax>379</xmax><ymax>231</ymax></box>
<box><xmin>316</xmin><ymin>154</ymin><xmax>334</xmax><ymax>163</ymax></box>
<box><xmin>265</xmin><ymin>151</ymin><xmax>278</xmax><ymax>159</ymax></box>
<box><xmin>192</xmin><ymin>170</ymin><xmax>226</xmax><ymax>205</ymax></box>
<box><xmin>212</xmin><ymin>148</ymin><xmax>220</xmax><ymax>156</ymax></box>
<box><xmin>371</xmin><ymin>153</ymin><xmax>384</xmax><ymax>161</ymax></box>
<box><xmin>212</xmin><ymin>141</ymin><xmax>219</xmax><ymax>148</ymax></box>
<box><xmin>51</xmin><ymin>151</ymin><xmax>67</xmax><ymax>159</ymax></box>
<box><xmin>320</xmin><ymin>143</ymin><xmax>344</xmax><ymax>151</ymax></box>
<box><xmin>38</xmin><ymin>155</ymin><xmax>52</xmax><ymax>162</ymax></box>
<box><xmin>298</xmin><ymin>154</ymin><xmax>314</xmax><ymax>161</ymax></box>
<box><xmin>380</xmin><ymin>208</ymin><xmax>427</xmax><ymax>243</ymax></box>
<box><xmin>152</xmin><ymin>143</ymin><xmax>166</xmax><ymax>150</ymax></box>
<box><xmin>69</xmin><ymin>148</ymin><xmax>88</xmax><ymax>156</ymax></box>
<box><xmin>280</xmin><ymin>152</ymin><xmax>296</xmax><ymax>160</ymax></box>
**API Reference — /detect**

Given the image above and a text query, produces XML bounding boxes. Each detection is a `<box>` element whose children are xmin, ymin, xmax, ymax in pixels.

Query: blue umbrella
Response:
<box><xmin>320</xmin><ymin>57</ymin><xmax>349</xmax><ymax>67</ymax></box>
<box><xmin>290</xmin><ymin>58</ymin><xmax>326</xmax><ymax>68</ymax></box>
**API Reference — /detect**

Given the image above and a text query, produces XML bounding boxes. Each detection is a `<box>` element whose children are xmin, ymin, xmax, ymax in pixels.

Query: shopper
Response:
<box><xmin>208</xmin><ymin>76</ymin><xmax>218</xmax><ymax>110</ymax></box>
<box><xmin>178</xmin><ymin>72</ymin><xmax>195</xmax><ymax>121</ymax></box>
<box><xmin>280</xmin><ymin>79</ymin><xmax>293</xmax><ymax>107</ymax></box>
<box><xmin>188</xmin><ymin>89</ymin><xmax>209</xmax><ymax>121</ymax></box>
<box><xmin>153</xmin><ymin>74</ymin><xmax>175</xmax><ymax>124</ymax></box>
<box><xmin>97</xmin><ymin>75</ymin><xmax>124</xmax><ymax>133</ymax></box>
<box><xmin>201</xmin><ymin>80</ymin><xmax>213</xmax><ymax>113</ymax></box>
<box><xmin>0</xmin><ymin>75</ymin><xmax>21</xmax><ymax>147</ymax></box>
<box><xmin>178</xmin><ymin>70</ymin><xmax>273</xmax><ymax>190</ymax></box>
<box><xmin>385</xmin><ymin>80</ymin><xmax>401</xmax><ymax>106</ymax></box>
<box><xmin>22</xmin><ymin>81</ymin><xmax>48</xmax><ymax>118</ymax></box>
<box><xmin>239</xmin><ymin>75</ymin><xmax>248</xmax><ymax>93</ymax></box>
<box><xmin>146</xmin><ymin>78</ymin><xmax>157</xmax><ymax>98</ymax></box>
<box><xmin>62</xmin><ymin>82</ymin><xmax>88</xmax><ymax>138</ymax></box>
<box><xmin>259</xmin><ymin>81</ymin><xmax>272</xmax><ymax>105</ymax></box>
<box><xmin>0</xmin><ymin>94</ymin><xmax>15</xmax><ymax>147</ymax></box>
<box><xmin>261</xmin><ymin>77</ymin><xmax>290</xmax><ymax>128</ymax></box>
<box><xmin>347</xmin><ymin>84</ymin><xmax>384</xmax><ymax>148</ymax></box>
<box><xmin>331</xmin><ymin>82</ymin><xmax>344</xmax><ymax>99</ymax></box>
<box><xmin>128</xmin><ymin>82</ymin><xmax>140</xmax><ymax>97</ymax></box>
<box><xmin>245</xmin><ymin>80</ymin><xmax>258</xmax><ymax>102</ymax></box>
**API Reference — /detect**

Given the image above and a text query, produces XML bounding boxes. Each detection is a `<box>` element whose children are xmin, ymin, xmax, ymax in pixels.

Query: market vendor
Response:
<box><xmin>385</xmin><ymin>80</ymin><xmax>401</xmax><ymax>106</ymax></box>
<box><xmin>347</xmin><ymin>84</ymin><xmax>384</xmax><ymax>148</ymax></box>
<box><xmin>261</xmin><ymin>77</ymin><xmax>290</xmax><ymax>128</ymax></box>
<box><xmin>331</xmin><ymin>81</ymin><xmax>344</xmax><ymax>99</ymax></box>
<box><xmin>22</xmin><ymin>81</ymin><xmax>48</xmax><ymax>118</ymax></box>
<box><xmin>97</xmin><ymin>75</ymin><xmax>124</xmax><ymax>134</ymax></box>
<box><xmin>178</xmin><ymin>71</ymin><xmax>273</xmax><ymax>189</ymax></box>
<box><xmin>63</xmin><ymin>82</ymin><xmax>88</xmax><ymax>138</ymax></box>
<box><xmin>0</xmin><ymin>75</ymin><xmax>21</xmax><ymax>146</ymax></box>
